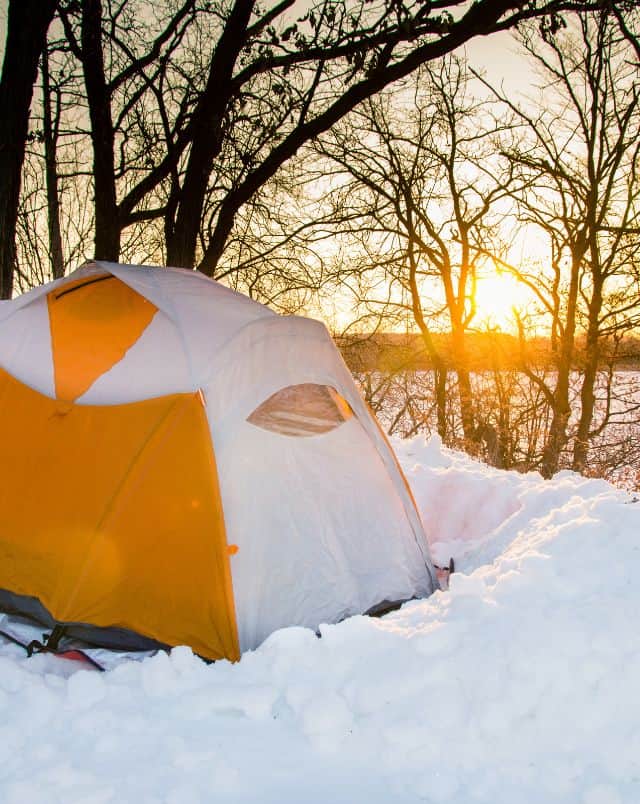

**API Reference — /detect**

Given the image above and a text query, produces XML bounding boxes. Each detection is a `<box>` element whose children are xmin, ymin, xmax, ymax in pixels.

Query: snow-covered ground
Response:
<box><xmin>2</xmin><ymin>435</ymin><xmax>639</xmax><ymax>803</ymax></box>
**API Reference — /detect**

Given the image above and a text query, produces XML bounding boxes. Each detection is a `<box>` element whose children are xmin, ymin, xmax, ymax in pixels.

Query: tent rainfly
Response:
<box><xmin>0</xmin><ymin>262</ymin><xmax>437</xmax><ymax>662</ymax></box>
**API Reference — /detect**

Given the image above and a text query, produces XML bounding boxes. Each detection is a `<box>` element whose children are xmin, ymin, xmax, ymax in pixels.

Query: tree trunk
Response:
<box><xmin>405</xmin><ymin>234</ymin><xmax>449</xmax><ymax>441</ymax></box>
<box><xmin>415</xmin><ymin>334</ymin><xmax>448</xmax><ymax>442</ymax></box>
<box><xmin>81</xmin><ymin>0</ymin><xmax>120</xmax><ymax>262</ymax></box>
<box><xmin>540</xmin><ymin>385</ymin><xmax>572</xmax><ymax>479</ymax></box>
<box><xmin>166</xmin><ymin>0</ymin><xmax>255</xmax><ymax>269</ymax></box>
<box><xmin>0</xmin><ymin>0</ymin><xmax>57</xmax><ymax>298</ymax></box>
<box><xmin>572</xmin><ymin>280</ymin><xmax>603</xmax><ymax>472</ymax></box>
<box><xmin>450</xmin><ymin>324</ymin><xmax>476</xmax><ymax>445</ymax></box>
<box><xmin>433</xmin><ymin>365</ymin><xmax>448</xmax><ymax>442</ymax></box>
<box><xmin>42</xmin><ymin>50</ymin><xmax>65</xmax><ymax>280</ymax></box>
<box><xmin>457</xmin><ymin>366</ymin><xmax>476</xmax><ymax>445</ymax></box>
<box><xmin>540</xmin><ymin>245</ymin><xmax>584</xmax><ymax>478</ymax></box>
<box><xmin>196</xmin><ymin>204</ymin><xmax>235</xmax><ymax>276</ymax></box>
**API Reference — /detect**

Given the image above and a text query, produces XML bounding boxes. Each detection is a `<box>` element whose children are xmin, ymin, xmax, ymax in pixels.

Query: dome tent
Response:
<box><xmin>0</xmin><ymin>262</ymin><xmax>437</xmax><ymax>663</ymax></box>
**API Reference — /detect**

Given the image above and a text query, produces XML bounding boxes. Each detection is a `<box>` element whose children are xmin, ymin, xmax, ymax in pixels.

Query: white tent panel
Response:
<box><xmin>77</xmin><ymin>310</ymin><xmax>195</xmax><ymax>404</ymax></box>
<box><xmin>103</xmin><ymin>262</ymin><xmax>275</xmax><ymax>384</ymax></box>
<box><xmin>0</xmin><ymin>296</ymin><xmax>55</xmax><ymax>398</ymax></box>
<box><xmin>216</xmin><ymin>415</ymin><xmax>431</xmax><ymax>652</ymax></box>
<box><xmin>203</xmin><ymin>314</ymin><xmax>435</xmax><ymax>651</ymax></box>
<box><xmin>204</xmin><ymin>315</ymin><xmax>433</xmax><ymax>567</ymax></box>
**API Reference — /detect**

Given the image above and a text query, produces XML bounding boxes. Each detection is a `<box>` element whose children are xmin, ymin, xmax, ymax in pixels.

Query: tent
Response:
<box><xmin>0</xmin><ymin>262</ymin><xmax>437</xmax><ymax>662</ymax></box>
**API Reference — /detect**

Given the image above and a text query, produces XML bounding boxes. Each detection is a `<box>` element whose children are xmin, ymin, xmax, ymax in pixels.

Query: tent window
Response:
<box><xmin>247</xmin><ymin>383</ymin><xmax>353</xmax><ymax>437</ymax></box>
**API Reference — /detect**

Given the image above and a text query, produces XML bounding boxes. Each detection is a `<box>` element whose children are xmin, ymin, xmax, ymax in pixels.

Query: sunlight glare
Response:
<box><xmin>473</xmin><ymin>271</ymin><xmax>531</xmax><ymax>332</ymax></box>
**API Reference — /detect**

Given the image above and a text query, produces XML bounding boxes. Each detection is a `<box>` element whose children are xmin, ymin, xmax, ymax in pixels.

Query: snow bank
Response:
<box><xmin>398</xmin><ymin>433</ymin><xmax>626</xmax><ymax>569</ymax></box>
<box><xmin>2</xmin><ymin>435</ymin><xmax>640</xmax><ymax>803</ymax></box>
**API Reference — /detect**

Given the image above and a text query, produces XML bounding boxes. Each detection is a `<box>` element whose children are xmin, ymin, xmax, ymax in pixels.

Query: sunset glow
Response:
<box><xmin>472</xmin><ymin>271</ymin><xmax>532</xmax><ymax>332</ymax></box>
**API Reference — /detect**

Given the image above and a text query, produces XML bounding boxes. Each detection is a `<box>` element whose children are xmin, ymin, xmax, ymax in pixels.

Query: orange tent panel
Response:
<box><xmin>47</xmin><ymin>274</ymin><xmax>157</xmax><ymax>402</ymax></box>
<box><xmin>0</xmin><ymin>368</ymin><xmax>239</xmax><ymax>662</ymax></box>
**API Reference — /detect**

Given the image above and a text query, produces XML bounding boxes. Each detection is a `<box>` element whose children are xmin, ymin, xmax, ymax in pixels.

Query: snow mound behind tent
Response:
<box><xmin>1</xmin><ymin>435</ymin><xmax>640</xmax><ymax>803</ymax></box>
<box><xmin>399</xmin><ymin>433</ymin><xmax>626</xmax><ymax>569</ymax></box>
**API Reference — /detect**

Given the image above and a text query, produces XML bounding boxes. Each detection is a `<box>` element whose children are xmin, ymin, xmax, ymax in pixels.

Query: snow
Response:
<box><xmin>2</xmin><ymin>434</ymin><xmax>640</xmax><ymax>803</ymax></box>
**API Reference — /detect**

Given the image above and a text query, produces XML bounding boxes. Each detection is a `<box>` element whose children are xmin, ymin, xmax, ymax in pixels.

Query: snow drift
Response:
<box><xmin>1</xmin><ymin>435</ymin><xmax>639</xmax><ymax>804</ymax></box>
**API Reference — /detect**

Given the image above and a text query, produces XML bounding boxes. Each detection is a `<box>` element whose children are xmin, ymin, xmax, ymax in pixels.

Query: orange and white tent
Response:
<box><xmin>0</xmin><ymin>262</ymin><xmax>437</xmax><ymax>662</ymax></box>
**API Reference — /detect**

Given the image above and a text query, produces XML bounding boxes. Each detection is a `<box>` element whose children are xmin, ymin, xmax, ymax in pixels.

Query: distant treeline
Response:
<box><xmin>338</xmin><ymin>332</ymin><xmax>640</xmax><ymax>373</ymax></box>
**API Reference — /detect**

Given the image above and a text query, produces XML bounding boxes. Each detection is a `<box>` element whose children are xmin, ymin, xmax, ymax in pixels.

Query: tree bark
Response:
<box><xmin>81</xmin><ymin>0</ymin><xmax>120</xmax><ymax>261</ymax></box>
<box><xmin>0</xmin><ymin>0</ymin><xmax>57</xmax><ymax>298</ymax></box>
<box><xmin>433</xmin><ymin>365</ymin><xmax>448</xmax><ymax>442</ymax></box>
<box><xmin>572</xmin><ymin>279</ymin><xmax>603</xmax><ymax>472</ymax></box>
<box><xmin>451</xmin><ymin>325</ymin><xmax>476</xmax><ymax>446</ymax></box>
<box><xmin>42</xmin><ymin>49</ymin><xmax>65</xmax><ymax>280</ymax></box>
<box><xmin>540</xmin><ymin>244</ymin><xmax>583</xmax><ymax>478</ymax></box>
<box><xmin>165</xmin><ymin>0</ymin><xmax>256</xmax><ymax>268</ymax></box>
<box><xmin>407</xmin><ymin>235</ymin><xmax>448</xmax><ymax>440</ymax></box>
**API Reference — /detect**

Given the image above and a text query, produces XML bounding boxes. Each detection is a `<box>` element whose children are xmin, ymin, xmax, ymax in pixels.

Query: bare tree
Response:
<box><xmin>0</xmin><ymin>0</ymin><xmax>57</xmax><ymax>298</ymax></box>
<box><xmin>44</xmin><ymin>0</ymin><xmax>610</xmax><ymax>277</ymax></box>
<box><xmin>41</xmin><ymin>47</ymin><xmax>65</xmax><ymax>280</ymax></box>
<box><xmin>493</xmin><ymin>11</ymin><xmax>640</xmax><ymax>476</ymax></box>
<box><xmin>57</xmin><ymin>0</ymin><xmax>200</xmax><ymax>261</ymax></box>
<box><xmin>612</xmin><ymin>2</ymin><xmax>640</xmax><ymax>63</ymax></box>
<box><xmin>314</xmin><ymin>59</ymin><xmax>519</xmax><ymax>451</ymax></box>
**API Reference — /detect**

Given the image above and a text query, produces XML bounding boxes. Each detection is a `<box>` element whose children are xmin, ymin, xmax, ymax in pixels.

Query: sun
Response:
<box><xmin>472</xmin><ymin>270</ymin><xmax>532</xmax><ymax>332</ymax></box>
